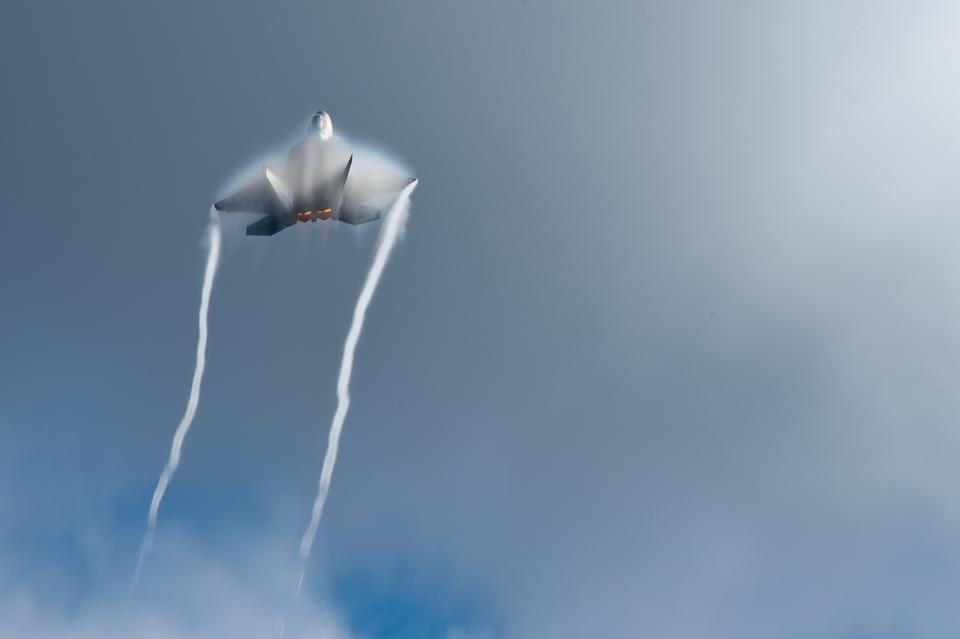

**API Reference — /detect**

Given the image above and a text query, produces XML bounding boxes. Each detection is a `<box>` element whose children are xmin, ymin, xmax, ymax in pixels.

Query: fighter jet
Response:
<box><xmin>214</xmin><ymin>111</ymin><xmax>415</xmax><ymax>236</ymax></box>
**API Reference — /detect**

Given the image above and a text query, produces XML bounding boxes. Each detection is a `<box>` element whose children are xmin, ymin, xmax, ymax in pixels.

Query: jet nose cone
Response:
<box><xmin>214</xmin><ymin>200</ymin><xmax>224</xmax><ymax>211</ymax></box>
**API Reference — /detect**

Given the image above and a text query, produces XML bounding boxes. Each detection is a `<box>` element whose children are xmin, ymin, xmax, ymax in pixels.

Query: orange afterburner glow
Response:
<box><xmin>297</xmin><ymin>208</ymin><xmax>335</xmax><ymax>223</ymax></box>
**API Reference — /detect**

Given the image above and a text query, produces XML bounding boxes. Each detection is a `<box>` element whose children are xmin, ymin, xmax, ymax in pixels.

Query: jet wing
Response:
<box><xmin>214</xmin><ymin>167</ymin><xmax>291</xmax><ymax>218</ymax></box>
<box><xmin>338</xmin><ymin>202</ymin><xmax>380</xmax><ymax>225</ymax></box>
<box><xmin>215</xmin><ymin>167</ymin><xmax>295</xmax><ymax>236</ymax></box>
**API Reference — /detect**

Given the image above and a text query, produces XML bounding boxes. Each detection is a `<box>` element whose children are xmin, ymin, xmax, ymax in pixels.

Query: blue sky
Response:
<box><xmin>4</xmin><ymin>1</ymin><xmax>960</xmax><ymax>637</ymax></box>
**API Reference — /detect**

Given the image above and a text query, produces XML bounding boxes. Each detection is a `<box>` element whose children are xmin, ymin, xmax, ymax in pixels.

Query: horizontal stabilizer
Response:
<box><xmin>246</xmin><ymin>214</ymin><xmax>294</xmax><ymax>236</ymax></box>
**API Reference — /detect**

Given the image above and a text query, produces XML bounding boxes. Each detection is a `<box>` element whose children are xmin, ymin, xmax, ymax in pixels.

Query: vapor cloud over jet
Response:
<box><xmin>214</xmin><ymin>111</ymin><xmax>415</xmax><ymax>236</ymax></box>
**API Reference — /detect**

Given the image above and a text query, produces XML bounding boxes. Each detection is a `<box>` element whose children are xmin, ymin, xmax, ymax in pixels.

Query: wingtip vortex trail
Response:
<box><xmin>296</xmin><ymin>181</ymin><xmax>417</xmax><ymax>585</ymax></box>
<box><xmin>134</xmin><ymin>209</ymin><xmax>222</xmax><ymax>584</ymax></box>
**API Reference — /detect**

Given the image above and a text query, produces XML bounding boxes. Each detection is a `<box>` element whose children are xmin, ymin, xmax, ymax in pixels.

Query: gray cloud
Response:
<box><xmin>0</xmin><ymin>530</ymin><xmax>354</xmax><ymax>639</ymax></box>
<box><xmin>3</xmin><ymin>1</ymin><xmax>960</xmax><ymax>638</ymax></box>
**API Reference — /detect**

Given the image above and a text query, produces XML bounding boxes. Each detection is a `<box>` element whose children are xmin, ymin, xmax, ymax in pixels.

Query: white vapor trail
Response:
<box><xmin>296</xmin><ymin>181</ymin><xmax>417</xmax><ymax>592</ymax></box>
<box><xmin>135</xmin><ymin>209</ymin><xmax>222</xmax><ymax>582</ymax></box>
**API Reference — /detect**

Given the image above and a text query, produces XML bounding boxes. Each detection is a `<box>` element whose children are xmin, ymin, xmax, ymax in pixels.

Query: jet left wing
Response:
<box><xmin>214</xmin><ymin>167</ymin><xmax>291</xmax><ymax>218</ymax></box>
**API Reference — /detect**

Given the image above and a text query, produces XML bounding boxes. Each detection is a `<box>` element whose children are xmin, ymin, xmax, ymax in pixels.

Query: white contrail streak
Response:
<box><xmin>296</xmin><ymin>181</ymin><xmax>417</xmax><ymax>592</ymax></box>
<box><xmin>135</xmin><ymin>209</ymin><xmax>222</xmax><ymax>582</ymax></box>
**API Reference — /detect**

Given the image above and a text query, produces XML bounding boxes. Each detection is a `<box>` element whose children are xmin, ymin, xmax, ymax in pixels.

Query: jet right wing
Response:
<box><xmin>338</xmin><ymin>202</ymin><xmax>380</xmax><ymax>225</ymax></box>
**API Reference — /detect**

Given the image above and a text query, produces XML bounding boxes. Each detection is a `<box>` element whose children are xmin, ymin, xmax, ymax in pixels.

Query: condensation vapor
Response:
<box><xmin>135</xmin><ymin>209</ymin><xmax>222</xmax><ymax>583</ymax></box>
<box><xmin>296</xmin><ymin>180</ymin><xmax>418</xmax><ymax>592</ymax></box>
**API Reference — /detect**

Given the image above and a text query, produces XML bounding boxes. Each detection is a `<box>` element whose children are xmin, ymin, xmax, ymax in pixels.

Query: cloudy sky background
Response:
<box><xmin>3</xmin><ymin>1</ymin><xmax>960</xmax><ymax>637</ymax></box>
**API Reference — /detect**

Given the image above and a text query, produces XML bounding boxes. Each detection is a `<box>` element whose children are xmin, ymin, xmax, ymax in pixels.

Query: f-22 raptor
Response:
<box><xmin>214</xmin><ymin>111</ymin><xmax>415</xmax><ymax>236</ymax></box>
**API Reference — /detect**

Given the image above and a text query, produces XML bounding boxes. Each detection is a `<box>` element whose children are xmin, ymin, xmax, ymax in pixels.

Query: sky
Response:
<box><xmin>3</xmin><ymin>1</ymin><xmax>960</xmax><ymax>637</ymax></box>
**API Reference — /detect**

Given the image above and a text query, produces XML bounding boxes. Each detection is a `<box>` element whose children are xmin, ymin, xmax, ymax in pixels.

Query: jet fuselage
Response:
<box><xmin>213</xmin><ymin>111</ymin><xmax>413</xmax><ymax>236</ymax></box>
